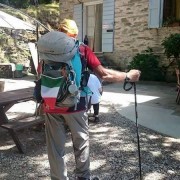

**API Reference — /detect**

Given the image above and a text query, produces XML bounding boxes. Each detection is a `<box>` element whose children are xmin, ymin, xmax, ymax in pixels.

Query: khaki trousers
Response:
<box><xmin>45</xmin><ymin>111</ymin><xmax>90</xmax><ymax>180</ymax></box>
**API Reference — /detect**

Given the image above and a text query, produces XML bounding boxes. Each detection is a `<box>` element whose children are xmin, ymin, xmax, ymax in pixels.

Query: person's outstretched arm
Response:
<box><xmin>94</xmin><ymin>65</ymin><xmax>140</xmax><ymax>83</ymax></box>
<box><xmin>81</xmin><ymin>45</ymin><xmax>140</xmax><ymax>83</ymax></box>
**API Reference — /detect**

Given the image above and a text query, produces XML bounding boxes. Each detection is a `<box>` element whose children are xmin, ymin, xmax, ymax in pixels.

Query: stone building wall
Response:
<box><xmin>113</xmin><ymin>0</ymin><xmax>180</xmax><ymax>70</ymax></box>
<box><xmin>59</xmin><ymin>0</ymin><xmax>99</xmax><ymax>24</ymax></box>
<box><xmin>59</xmin><ymin>0</ymin><xmax>89</xmax><ymax>21</ymax></box>
<box><xmin>59</xmin><ymin>0</ymin><xmax>180</xmax><ymax>70</ymax></box>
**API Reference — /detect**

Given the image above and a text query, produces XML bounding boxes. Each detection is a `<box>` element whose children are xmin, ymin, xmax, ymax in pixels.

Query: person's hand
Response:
<box><xmin>126</xmin><ymin>69</ymin><xmax>141</xmax><ymax>82</ymax></box>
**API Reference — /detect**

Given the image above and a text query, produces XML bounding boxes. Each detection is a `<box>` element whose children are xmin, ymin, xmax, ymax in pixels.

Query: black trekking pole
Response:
<box><xmin>123</xmin><ymin>81</ymin><xmax>142</xmax><ymax>180</ymax></box>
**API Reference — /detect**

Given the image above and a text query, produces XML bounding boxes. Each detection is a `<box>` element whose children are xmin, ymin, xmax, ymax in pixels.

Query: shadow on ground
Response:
<box><xmin>0</xmin><ymin>103</ymin><xmax>180</xmax><ymax>180</ymax></box>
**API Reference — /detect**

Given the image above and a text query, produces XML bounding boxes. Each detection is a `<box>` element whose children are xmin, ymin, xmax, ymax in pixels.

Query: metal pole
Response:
<box><xmin>123</xmin><ymin>81</ymin><xmax>142</xmax><ymax>180</ymax></box>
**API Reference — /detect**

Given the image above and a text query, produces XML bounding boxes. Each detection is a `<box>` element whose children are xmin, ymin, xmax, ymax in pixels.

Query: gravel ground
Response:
<box><xmin>0</xmin><ymin>101</ymin><xmax>180</xmax><ymax>180</ymax></box>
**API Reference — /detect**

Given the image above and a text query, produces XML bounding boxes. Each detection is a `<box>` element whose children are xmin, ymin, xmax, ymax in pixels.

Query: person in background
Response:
<box><xmin>41</xmin><ymin>18</ymin><xmax>140</xmax><ymax>180</ymax></box>
<box><xmin>84</xmin><ymin>35</ymin><xmax>89</xmax><ymax>46</ymax></box>
<box><xmin>87</xmin><ymin>73</ymin><xmax>102</xmax><ymax>122</ymax></box>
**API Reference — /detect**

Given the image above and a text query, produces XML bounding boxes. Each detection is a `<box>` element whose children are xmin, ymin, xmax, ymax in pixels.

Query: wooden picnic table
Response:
<box><xmin>0</xmin><ymin>87</ymin><xmax>44</xmax><ymax>153</ymax></box>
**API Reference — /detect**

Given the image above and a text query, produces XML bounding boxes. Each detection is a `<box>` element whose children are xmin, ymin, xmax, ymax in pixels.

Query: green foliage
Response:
<box><xmin>161</xmin><ymin>33</ymin><xmax>180</xmax><ymax>69</ymax></box>
<box><xmin>7</xmin><ymin>0</ymin><xmax>29</xmax><ymax>8</ymax></box>
<box><xmin>128</xmin><ymin>48</ymin><xmax>165</xmax><ymax>81</ymax></box>
<box><xmin>39</xmin><ymin>0</ymin><xmax>52</xmax><ymax>4</ymax></box>
<box><xmin>23</xmin><ymin>3</ymin><xmax>59</xmax><ymax>30</ymax></box>
<box><xmin>0</xmin><ymin>32</ymin><xmax>8</xmax><ymax>45</ymax></box>
<box><xmin>0</xmin><ymin>2</ymin><xmax>59</xmax><ymax>66</ymax></box>
<box><xmin>1</xmin><ymin>0</ymin><xmax>55</xmax><ymax>8</ymax></box>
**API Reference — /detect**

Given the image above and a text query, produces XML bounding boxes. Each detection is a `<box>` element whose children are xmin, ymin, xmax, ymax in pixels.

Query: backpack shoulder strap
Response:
<box><xmin>78</xmin><ymin>42</ymin><xmax>88</xmax><ymax>71</ymax></box>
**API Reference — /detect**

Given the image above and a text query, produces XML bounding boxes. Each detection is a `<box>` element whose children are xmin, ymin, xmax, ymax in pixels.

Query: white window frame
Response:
<box><xmin>84</xmin><ymin>0</ymin><xmax>103</xmax><ymax>6</ymax></box>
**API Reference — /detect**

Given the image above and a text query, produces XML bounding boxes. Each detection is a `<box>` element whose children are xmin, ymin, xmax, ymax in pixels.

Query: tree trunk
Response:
<box><xmin>0</xmin><ymin>81</ymin><xmax>5</xmax><ymax>92</ymax></box>
<box><xmin>175</xmin><ymin>68</ymin><xmax>180</xmax><ymax>85</ymax></box>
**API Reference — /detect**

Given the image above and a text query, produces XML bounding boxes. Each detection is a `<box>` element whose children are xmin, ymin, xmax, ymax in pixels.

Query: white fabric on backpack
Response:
<box><xmin>87</xmin><ymin>74</ymin><xmax>102</xmax><ymax>104</ymax></box>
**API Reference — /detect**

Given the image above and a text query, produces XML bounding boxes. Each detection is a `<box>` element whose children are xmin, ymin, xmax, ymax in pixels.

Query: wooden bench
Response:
<box><xmin>0</xmin><ymin>87</ymin><xmax>45</xmax><ymax>153</ymax></box>
<box><xmin>0</xmin><ymin>115</ymin><xmax>45</xmax><ymax>153</ymax></box>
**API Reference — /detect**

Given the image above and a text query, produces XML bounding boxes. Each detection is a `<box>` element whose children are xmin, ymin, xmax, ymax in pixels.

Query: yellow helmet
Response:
<box><xmin>59</xmin><ymin>19</ymin><xmax>78</xmax><ymax>37</ymax></box>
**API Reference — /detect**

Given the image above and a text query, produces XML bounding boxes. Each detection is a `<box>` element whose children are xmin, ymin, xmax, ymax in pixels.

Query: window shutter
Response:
<box><xmin>73</xmin><ymin>4</ymin><xmax>83</xmax><ymax>41</ymax></box>
<box><xmin>148</xmin><ymin>0</ymin><xmax>164</xmax><ymax>28</ymax></box>
<box><xmin>102</xmin><ymin>0</ymin><xmax>115</xmax><ymax>52</ymax></box>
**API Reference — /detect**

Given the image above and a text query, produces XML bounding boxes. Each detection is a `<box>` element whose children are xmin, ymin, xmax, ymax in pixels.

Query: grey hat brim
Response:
<box><xmin>37</xmin><ymin>31</ymin><xmax>78</xmax><ymax>63</ymax></box>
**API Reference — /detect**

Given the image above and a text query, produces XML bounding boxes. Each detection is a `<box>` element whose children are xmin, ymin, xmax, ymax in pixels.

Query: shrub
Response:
<box><xmin>8</xmin><ymin>0</ymin><xmax>29</xmax><ymax>8</ymax></box>
<box><xmin>128</xmin><ymin>48</ymin><xmax>165</xmax><ymax>81</ymax></box>
<box><xmin>161</xmin><ymin>33</ymin><xmax>180</xmax><ymax>69</ymax></box>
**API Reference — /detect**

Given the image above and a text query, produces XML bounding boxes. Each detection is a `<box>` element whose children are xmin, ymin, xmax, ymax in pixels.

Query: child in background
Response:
<box><xmin>87</xmin><ymin>73</ymin><xmax>102</xmax><ymax>122</ymax></box>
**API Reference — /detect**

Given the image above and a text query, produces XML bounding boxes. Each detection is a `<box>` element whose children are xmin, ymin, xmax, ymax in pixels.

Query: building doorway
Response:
<box><xmin>84</xmin><ymin>3</ymin><xmax>103</xmax><ymax>52</ymax></box>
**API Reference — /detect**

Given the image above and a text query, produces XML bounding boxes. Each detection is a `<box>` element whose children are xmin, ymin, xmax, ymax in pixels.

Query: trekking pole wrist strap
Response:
<box><xmin>123</xmin><ymin>73</ymin><xmax>134</xmax><ymax>91</ymax></box>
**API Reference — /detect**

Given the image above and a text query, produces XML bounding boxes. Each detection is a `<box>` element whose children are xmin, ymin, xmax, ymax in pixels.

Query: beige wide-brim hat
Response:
<box><xmin>59</xmin><ymin>19</ymin><xmax>78</xmax><ymax>36</ymax></box>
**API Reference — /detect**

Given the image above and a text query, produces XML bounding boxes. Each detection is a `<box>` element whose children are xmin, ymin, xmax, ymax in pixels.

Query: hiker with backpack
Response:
<box><xmin>36</xmin><ymin>19</ymin><xmax>140</xmax><ymax>180</ymax></box>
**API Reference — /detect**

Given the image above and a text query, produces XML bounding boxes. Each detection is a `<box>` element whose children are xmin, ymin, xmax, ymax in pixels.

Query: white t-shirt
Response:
<box><xmin>87</xmin><ymin>74</ymin><xmax>102</xmax><ymax>104</ymax></box>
